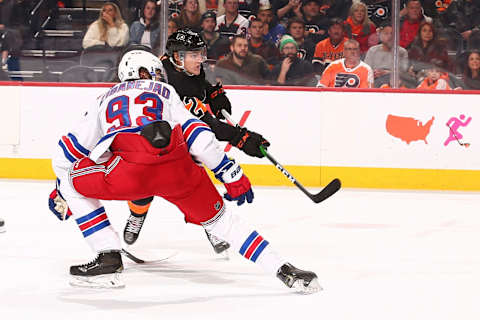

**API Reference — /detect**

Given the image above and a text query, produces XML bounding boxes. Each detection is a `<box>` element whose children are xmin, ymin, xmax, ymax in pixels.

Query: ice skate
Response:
<box><xmin>277</xmin><ymin>263</ymin><xmax>322</xmax><ymax>294</ymax></box>
<box><xmin>0</xmin><ymin>218</ymin><xmax>5</xmax><ymax>233</ymax></box>
<box><xmin>205</xmin><ymin>230</ymin><xmax>230</xmax><ymax>258</ymax></box>
<box><xmin>70</xmin><ymin>250</ymin><xmax>124</xmax><ymax>288</ymax></box>
<box><xmin>123</xmin><ymin>213</ymin><xmax>147</xmax><ymax>245</ymax></box>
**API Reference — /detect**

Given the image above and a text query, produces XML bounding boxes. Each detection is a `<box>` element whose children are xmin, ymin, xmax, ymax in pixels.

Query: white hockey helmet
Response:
<box><xmin>118</xmin><ymin>50</ymin><xmax>166</xmax><ymax>82</ymax></box>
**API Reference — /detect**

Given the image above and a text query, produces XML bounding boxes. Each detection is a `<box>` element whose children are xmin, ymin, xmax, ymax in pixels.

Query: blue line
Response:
<box><xmin>82</xmin><ymin>220</ymin><xmax>111</xmax><ymax>237</ymax></box>
<box><xmin>58</xmin><ymin>140</ymin><xmax>76</xmax><ymax>163</ymax></box>
<box><xmin>75</xmin><ymin>207</ymin><xmax>106</xmax><ymax>224</ymax></box>
<box><xmin>67</xmin><ymin>133</ymin><xmax>90</xmax><ymax>156</ymax></box>
<box><xmin>251</xmin><ymin>240</ymin><xmax>269</xmax><ymax>262</ymax></box>
<box><xmin>239</xmin><ymin>231</ymin><xmax>258</xmax><ymax>255</ymax></box>
<box><xmin>186</xmin><ymin>127</ymin><xmax>211</xmax><ymax>150</ymax></box>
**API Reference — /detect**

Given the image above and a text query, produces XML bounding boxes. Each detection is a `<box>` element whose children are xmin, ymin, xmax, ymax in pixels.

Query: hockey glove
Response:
<box><xmin>207</xmin><ymin>83</ymin><xmax>232</xmax><ymax>120</ymax></box>
<box><xmin>48</xmin><ymin>186</ymin><xmax>72</xmax><ymax>221</ymax></box>
<box><xmin>230</xmin><ymin>126</ymin><xmax>270</xmax><ymax>158</ymax></box>
<box><xmin>214</xmin><ymin>158</ymin><xmax>254</xmax><ymax>206</ymax></box>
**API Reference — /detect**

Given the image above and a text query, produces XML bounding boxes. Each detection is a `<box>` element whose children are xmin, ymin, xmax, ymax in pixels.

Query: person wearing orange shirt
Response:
<box><xmin>417</xmin><ymin>67</ymin><xmax>452</xmax><ymax>90</ymax></box>
<box><xmin>317</xmin><ymin>39</ymin><xmax>373</xmax><ymax>88</ymax></box>
<box><xmin>313</xmin><ymin>18</ymin><xmax>348</xmax><ymax>71</ymax></box>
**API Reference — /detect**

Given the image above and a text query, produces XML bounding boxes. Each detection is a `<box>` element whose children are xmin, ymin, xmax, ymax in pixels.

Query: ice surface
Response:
<box><xmin>1</xmin><ymin>180</ymin><xmax>479</xmax><ymax>320</ymax></box>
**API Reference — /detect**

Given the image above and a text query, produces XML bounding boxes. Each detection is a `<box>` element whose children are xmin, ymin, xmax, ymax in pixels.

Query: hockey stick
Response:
<box><xmin>221</xmin><ymin>110</ymin><xmax>341</xmax><ymax>204</ymax></box>
<box><xmin>121</xmin><ymin>248</ymin><xmax>178</xmax><ymax>264</ymax></box>
<box><xmin>121</xmin><ymin>249</ymin><xmax>146</xmax><ymax>263</ymax></box>
<box><xmin>447</xmin><ymin>124</ymin><xmax>470</xmax><ymax>148</ymax></box>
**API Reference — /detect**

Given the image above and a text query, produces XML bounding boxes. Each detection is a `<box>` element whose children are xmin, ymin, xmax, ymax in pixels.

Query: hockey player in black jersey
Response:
<box><xmin>124</xmin><ymin>29</ymin><xmax>271</xmax><ymax>254</ymax></box>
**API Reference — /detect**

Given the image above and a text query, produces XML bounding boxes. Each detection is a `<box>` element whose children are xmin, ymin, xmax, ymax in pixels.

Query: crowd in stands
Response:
<box><xmin>1</xmin><ymin>0</ymin><xmax>480</xmax><ymax>89</ymax></box>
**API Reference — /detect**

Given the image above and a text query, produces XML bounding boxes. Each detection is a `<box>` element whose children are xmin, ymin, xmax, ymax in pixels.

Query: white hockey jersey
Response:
<box><xmin>52</xmin><ymin>80</ymin><xmax>226</xmax><ymax>180</ymax></box>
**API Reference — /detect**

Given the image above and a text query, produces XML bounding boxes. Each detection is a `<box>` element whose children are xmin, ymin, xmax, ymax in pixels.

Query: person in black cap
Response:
<box><xmin>200</xmin><ymin>10</ymin><xmax>231</xmax><ymax>60</ymax></box>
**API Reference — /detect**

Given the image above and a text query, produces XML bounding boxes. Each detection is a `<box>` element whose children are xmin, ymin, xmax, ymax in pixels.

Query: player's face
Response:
<box><xmin>468</xmin><ymin>52</ymin><xmax>480</xmax><ymax>71</ymax></box>
<box><xmin>257</xmin><ymin>10</ymin><xmax>273</xmax><ymax>24</ymax></box>
<box><xmin>201</xmin><ymin>17</ymin><xmax>216</xmax><ymax>32</ymax></box>
<box><xmin>249</xmin><ymin>21</ymin><xmax>264</xmax><ymax>39</ymax></box>
<box><xmin>420</xmin><ymin>24</ymin><xmax>433</xmax><ymax>43</ymax></box>
<box><xmin>328</xmin><ymin>24</ymin><xmax>344</xmax><ymax>42</ymax></box>
<box><xmin>289</xmin><ymin>22</ymin><xmax>305</xmax><ymax>40</ymax></box>
<box><xmin>352</xmin><ymin>7</ymin><xmax>365</xmax><ymax>23</ymax></box>
<box><xmin>143</xmin><ymin>1</ymin><xmax>156</xmax><ymax>20</ymax></box>
<box><xmin>183</xmin><ymin>49</ymin><xmax>206</xmax><ymax>75</ymax></box>
<box><xmin>231</xmin><ymin>38</ymin><xmax>248</xmax><ymax>59</ymax></box>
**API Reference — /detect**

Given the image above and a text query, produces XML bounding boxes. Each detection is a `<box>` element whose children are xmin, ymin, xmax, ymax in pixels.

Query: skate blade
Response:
<box><xmin>0</xmin><ymin>227</ymin><xmax>5</xmax><ymax>233</ymax></box>
<box><xmin>69</xmin><ymin>273</ymin><xmax>125</xmax><ymax>289</ymax></box>
<box><xmin>292</xmin><ymin>278</ymin><xmax>322</xmax><ymax>295</ymax></box>
<box><xmin>216</xmin><ymin>249</ymin><xmax>229</xmax><ymax>261</ymax></box>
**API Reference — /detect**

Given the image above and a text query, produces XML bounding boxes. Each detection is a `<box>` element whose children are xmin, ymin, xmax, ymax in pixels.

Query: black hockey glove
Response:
<box><xmin>230</xmin><ymin>126</ymin><xmax>270</xmax><ymax>158</ymax></box>
<box><xmin>207</xmin><ymin>83</ymin><xmax>232</xmax><ymax>120</ymax></box>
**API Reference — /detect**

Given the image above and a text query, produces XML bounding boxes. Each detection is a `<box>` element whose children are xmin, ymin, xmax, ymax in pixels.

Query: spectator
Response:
<box><xmin>461</xmin><ymin>50</ymin><xmax>480</xmax><ymax>90</ymax></box>
<box><xmin>174</xmin><ymin>0</ymin><xmax>202</xmax><ymax>31</ymax></box>
<box><xmin>257</xmin><ymin>1</ymin><xmax>286</xmax><ymax>44</ymax></box>
<box><xmin>313</xmin><ymin>18</ymin><xmax>348</xmax><ymax>69</ymax></box>
<box><xmin>215</xmin><ymin>35</ymin><xmax>270</xmax><ymax>84</ymax></box>
<box><xmin>364</xmin><ymin>23</ymin><xmax>409</xmax><ymax>87</ymax></box>
<box><xmin>344</xmin><ymin>2</ymin><xmax>377</xmax><ymax>54</ymax></box>
<box><xmin>0</xmin><ymin>0</ymin><xmax>22</xmax><ymax>75</ymax></box>
<box><xmin>274</xmin><ymin>0</ymin><xmax>303</xmax><ymax>25</ymax></box>
<box><xmin>408</xmin><ymin>21</ymin><xmax>451</xmax><ymax>81</ymax></box>
<box><xmin>416</xmin><ymin>65</ymin><xmax>452</xmax><ymax>89</ymax></box>
<box><xmin>270</xmin><ymin>34</ymin><xmax>316</xmax><ymax>86</ymax></box>
<box><xmin>129</xmin><ymin>0</ymin><xmax>160</xmax><ymax>49</ymax></box>
<box><xmin>216</xmin><ymin>0</ymin><xmax>249</xmax><ymax>37</ymax></box>
<box><xmin>317</xmin><ymin>39</ymin><xmax>373</xmax><ymax>87</ymax></box>
<box><xmin>287</xmin><ymin>17</ymin><xmax>316</xmax><ymax>61</ymax></box>
<box><xmin>168</xmin><ymin>18</ymin><xmax>179</xmax><ymax>37</ymax></box>
<box><xmin>445</xmin><ymin>0</ymin><xmax>480</xmax><ymax>42</ymax></box>
<box><xmin>399</xmin><ymin>0</ymin><xmax>431</xmax><ymax>49</ymax></box>
<box><xmin>321</xmin><ymin>0</ymin><xmax>352</xmax><ymax>20</ymax></box>
<box><xmin>82</xmin><ymin>2</ymin><xmax>129</xmax><ymax>49</ymax></box>
<box><xmin>200</xmin><ymin>10</ymin><xmax>230</xmax><ymax>59</ymax></box>
<box><xmin>248</xmin><ymin>18</ymin><xmax>281</xmax><ymax>66</ymax></box>
<box><xmin>300</xmin><ymin>0</ymin><xmax>329</xmax><ymax>44</ymax></box>
<box><xmin>202</xmin><ymin>0</ymin><xmax>225</xmax><ymax>14</ymax></box>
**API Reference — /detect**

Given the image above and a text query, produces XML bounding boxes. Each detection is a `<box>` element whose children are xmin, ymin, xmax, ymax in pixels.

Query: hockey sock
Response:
<box><xmin>128</xmin><ymin>196</ymin><xmax>153</xmax><ymax>216</ymax></box>
<box><xmin>74</xmin><ymin>206</ymin><xmax>122</xmax><ymax>252</ymax></box>
<box><xmin>203</xmin><ymin>209</ymin><xmax>287</xmax><ymax>275</ymax></box>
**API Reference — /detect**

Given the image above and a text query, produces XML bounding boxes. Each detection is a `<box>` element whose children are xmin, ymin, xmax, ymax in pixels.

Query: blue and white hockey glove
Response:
<box><xmin>48</xmin><ymin>180</ymin><xmax>72</xmax><ymax>221</ymax></box>
<box><xmin>214</xmin><ymin>157</ymin><xmax>254</xmax><ymax>206</ymax></box>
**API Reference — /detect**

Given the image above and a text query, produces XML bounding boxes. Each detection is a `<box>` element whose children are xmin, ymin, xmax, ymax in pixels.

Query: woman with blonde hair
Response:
<box><xmin>174</xmin><ymin>0</ymin><xmax>202</xmax><ymax>31</ymax></box>
<box><xmin>82</xmin><ymin>2</ymin><xmax>129</xmax><ymax>49</ymax></box>
<box><xmin>344</xmin><ymin>2</ymin><xmax>376</xmax><ymax>54</ymax></box>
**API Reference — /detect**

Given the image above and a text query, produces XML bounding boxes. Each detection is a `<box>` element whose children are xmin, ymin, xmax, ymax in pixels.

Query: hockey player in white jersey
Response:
<box><xmin>48</xmin><ymin>50</ymin><xmax>320</xmax><ymax>293</ymax></box>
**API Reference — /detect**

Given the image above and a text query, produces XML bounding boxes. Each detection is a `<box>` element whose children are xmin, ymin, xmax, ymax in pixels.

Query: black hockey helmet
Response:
<box><xmin>166</xmin><ymin>28</ymin><xmax>206</xmax><ymax>57</ymax></box>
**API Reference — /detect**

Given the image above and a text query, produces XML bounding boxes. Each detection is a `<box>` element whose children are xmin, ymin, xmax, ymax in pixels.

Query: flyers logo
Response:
<box><xmin>184</xmin><ymin>96</ymin><xmax>208</xmax><ymax>118</ymax></box>
<box><xmin>335</xmin><ymin>73</ymin><xmax>360</xmax><ymax>88</ymax></box>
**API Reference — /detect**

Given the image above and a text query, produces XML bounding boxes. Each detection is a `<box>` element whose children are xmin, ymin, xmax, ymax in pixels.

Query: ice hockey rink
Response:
<box><xmin>1</xmin><ymin>179</ymin><xmax>479</xmax><ymax>320</ymax></box>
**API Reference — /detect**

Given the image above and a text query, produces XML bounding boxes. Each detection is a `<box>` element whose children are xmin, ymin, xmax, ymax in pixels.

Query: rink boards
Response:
<box><xmin>0</xmin><ymin>82</ymin><xmax>479</xmax><ymax>190</ymax></box>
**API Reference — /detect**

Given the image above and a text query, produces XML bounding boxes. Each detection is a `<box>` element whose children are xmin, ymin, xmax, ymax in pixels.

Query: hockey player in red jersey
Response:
<box><xmin>48</xmin><ymin>50</ymin><xmax>320</xmax><ymax>293</ymax></box>
<box><xmin>123</xmin><ymin>29</ymin><xmax>271</xmax><ymax>254</ymax></box>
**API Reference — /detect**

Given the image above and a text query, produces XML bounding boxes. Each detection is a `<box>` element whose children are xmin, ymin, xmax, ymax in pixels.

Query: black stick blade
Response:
<box><xmin>311</xmin><ymin>178</ymin><xmax>341</xmax><ymax>203</ymax></box>
<box><xmin>121</xmin><ymin>249</ymin><xmax>145</xmax><ymax>264</ymax></box>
